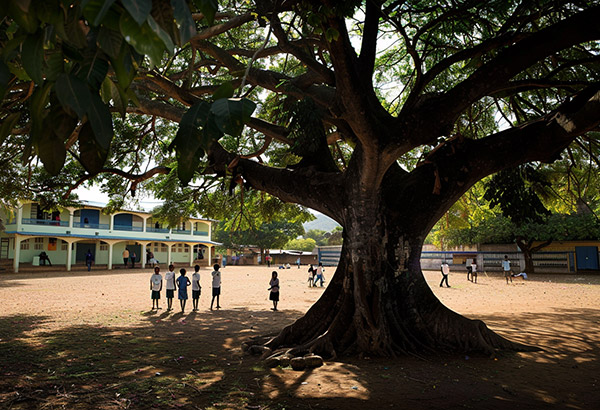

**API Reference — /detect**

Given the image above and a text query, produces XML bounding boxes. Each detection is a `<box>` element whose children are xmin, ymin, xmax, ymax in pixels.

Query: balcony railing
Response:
<box><xmin>22</xmin><ymin>218</ymin><xmax>69</xmax><ymax>227</ymax></box>
<box><xmin>147</xmin><ymin>227</ymin><xmax>170</xmax><ymax>233</ymax></box>
<box><xmin>114</xmin><ymin>224</ymin><xmax>143</xmax><ymax>232</ymax></box>
<box><xmin>173</xmin><ymin>230</ymin><xmax>191</xmax><ymax>235</ymax></box>
<box><xmin>73</xmin><ymin>222</ymin><xmax>109</xmax><ymax>229</ymax></box>
<box><xmin>193</xmin><ymin>230</ymin><xmax>209</xmax><ymax>236</ymax></box>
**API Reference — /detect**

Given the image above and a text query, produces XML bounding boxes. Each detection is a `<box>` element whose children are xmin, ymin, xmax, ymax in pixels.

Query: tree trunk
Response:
<box><xmin>516</xmin><ymin>237</ymin><xmax>553</xmax><ymax>275</ymax></box>
<box><xmin>261</xmin><ymin>197</ymin><xmax>536</xmax><ymax>359</ymax></box>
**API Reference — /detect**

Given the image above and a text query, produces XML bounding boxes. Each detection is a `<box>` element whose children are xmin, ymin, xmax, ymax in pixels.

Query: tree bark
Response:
<box><xmin>516</xmin><ymin>237</ymin><xmax>553</xmax><ymax>274</ymax></box>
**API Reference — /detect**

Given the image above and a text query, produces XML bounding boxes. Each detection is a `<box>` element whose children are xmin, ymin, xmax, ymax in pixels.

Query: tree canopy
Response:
<box><xmin>2</xmin><ymin>1</ymin><xmax>600</xmax><ymax>358</ymax></box>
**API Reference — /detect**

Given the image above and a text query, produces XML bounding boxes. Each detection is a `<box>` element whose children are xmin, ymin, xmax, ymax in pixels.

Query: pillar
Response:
<box><xmin>108</xmin><ymin>242</ymin><xmax>113</xmax><ymax>270</ymax></box>
<box><xmin>189</xmin><ymin>243</ymin><xmax>194</xmax><ymax>267</ymax></box>
<box><xmin>208</xmin><ymin>245</ymin><xmax>212</xmax><ymax>265</ymax></box>
<box><xmin>142</xmin><ymin>242</ymin><xmax>147</xmax><ymax>268</ymax></box>
<box><xmin>16</xmin><ymin>206</ymin><xmax>23</xmax><ymax>231</ymax></box>
<box><xmin>13</xmin><ymin>235</ymin><xmax>21</xmax><ymax>273</ymax></box>
<box><xmin>143</xmin><ymin>217</ymin><xmax>147</xmax><ymax>233</ymax></box>
<box><xmin>167</xmin><ymin>243</ymin><xmax>172</xmax><ymax>266</ymax></box>
<box><xmin>66</xmin><ymin>241</ymin><xmax>73</xmax><ymax>271</ymax></box>
<box><xmin>109</xmin><ymin>214</ymin><xmax>114</xmax><ymax>230</ymax></box>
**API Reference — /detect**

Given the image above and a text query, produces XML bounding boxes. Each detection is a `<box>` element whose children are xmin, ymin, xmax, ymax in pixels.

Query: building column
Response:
<box><xmin>208</xmin><ymin>245</ymin><xmax>212</xmax><ymax>265</ymax></box>
<box><xmin>190</xmin><ymin>221</ymin><xmax>194</xmax><ymax>237</ymax></box>
<box><xmin>66</xmin><ymin>241</ymin><xmax>73</xmax><ymax>271</ymax></box>
<box><xmin>109</xmin><ymin>214</ymin><xmax>114</xmax><ymax>230</ymax></box>
<box><xmin>142</xmin><ymin>242</ymin><xmax>147</xmax><ymax>268</ymax></box>
<box><xmin>208</xmin><ymin>222</ymin><xmax>212</xmax><ymax>240</ymax></box>
<box><xmin>167</xmin><ymin>243</ymin><xmax>172</xmax><ymax>266</ymax></box>
<box><xmin>13</xmin><ymin>235</ymin><xmax>21</xmax><ymax>273</ymax></box>
<box><xmin>143</xmin><ymin>217</ymin><xmax>148</xmax><ymax>233</ymax></box>
<box><xmin>108</xmin><ymin>242</ymin><xmax>113</xmax><ymax>270</ymax></box>
<box><xmin>67</xmin><ymin>207</ymin><xmax>74</xmax><ymax>228</ymax></box>
<box><xmin>16</xmin><ymin>206</ymin><xmax>23</xmax><ymax>231</ymax></box>
<box><xmin>189</xmin><ymin>243</ymin><xmax>194</xmax><ymax>267</ymax></box>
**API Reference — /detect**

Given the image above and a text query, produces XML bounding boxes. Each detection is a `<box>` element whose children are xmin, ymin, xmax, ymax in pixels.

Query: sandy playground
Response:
<box><xmin>0</xmin><ymin>264</ymin><xmax>599</xmax><ymax>409</ymax></box>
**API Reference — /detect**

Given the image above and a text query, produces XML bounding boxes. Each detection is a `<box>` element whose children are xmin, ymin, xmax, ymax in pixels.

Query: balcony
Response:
<box><xmin>193</xmin><ymin>230</ymin><xmax>209</xmax><ymax>236</ymax></box>
<box><xmin>173</xmin><ymin>230</ymin><xmax>191</xmax><ymax>235</ymax></box>
<box><xmin>73</xmin><ymin>222</ymin><xmax>110</xmax><ymax>229</ymax></box>
<box><xmin>114</xmin><ymin>224</ymin><xmax>143</xmax><ymax>232</ymax></box>
<box><xmin>22</xmin><ymin>218</ymin><xmax>69</xmax><ymax>227</ymax></box>
<box><xmin>147</xmin><ymin>226</ymin><xmax>170</xmax><ymax>233</ymax></box>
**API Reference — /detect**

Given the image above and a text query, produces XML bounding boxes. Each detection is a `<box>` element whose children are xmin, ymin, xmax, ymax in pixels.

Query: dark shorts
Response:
<box><xmin>166</xmin><ymin>289</ymin><xmax>174</xmax><ymax>298</ymax></box>
<box><xmin>269</xmin><ymin>291</ymin><xmax>279</xmax><ymax>301</ymax></box>
<box><xmin>504</xmin><ymin>270</ymin><xmax>511</xmax><ymax>277</ymax></box>
<box><xmin>151</xmin><ymin>290</ymin><xmax>160</xmax><ymax>300</ymax></box>
<box><xmin>212</xmin><ymin>287</ymin><xmax>221</xmax><ymax>297</ymax></box>
<box><xmin>192</xmin><ymin>290</ymin><xmax>201</xmax><ymax>299</ymax></box>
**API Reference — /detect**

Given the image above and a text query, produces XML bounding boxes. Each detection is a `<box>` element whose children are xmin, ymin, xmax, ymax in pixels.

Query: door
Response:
<box><xmin>575</xmin><ymin>246</ymin><xmax>599</xmax><ymax>270</ymax></box>
<box><xmin>0</xmin><ymin>238</ymin><xmax>9</xmax><ymax>259</ymax></box>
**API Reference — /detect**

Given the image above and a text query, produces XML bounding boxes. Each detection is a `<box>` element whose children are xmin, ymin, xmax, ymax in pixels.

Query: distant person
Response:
<box><xmin>502</xmin><ymin>255</ymin><xmax>512</xmax><ymax>284</ymax></box>
<box><xmin>210</xmin><ymin>263</ymin><xmax>222</xmax><ymax>310</ymax></box>
<box><xmin>176</xmin><ymin>268</ymin><xmax>191</xmax><ymax>312</ymax></box>
<box><xmin>150</xmin><ymin>266</ymin><xmax>162</xmax><ymax>310</ymax></box>
<box><xmin>512</xmin><ymin>272</ymin><xmax>528</xmax><ymax>280</ymax></box>
<box><xmin>440</xmin><ymin>261</ymin><xmax>450</xmax><ymax>288</ymax></box>
<box><xmin>307</xmin><ymin>264</ymin><xmax>315</xmax><ymax>287</ymax></box>
<box><xmin>471</xmin><ymin>261</ymin><xmax>478</xmax><ymax>283</ymax></box>
<box><xmin>39</xmin><ymin>251</ymin><xmax>52</xmax><ymax>266</ymax></box>
<box><xmin>130</xmin><ymin>251</ymin><xmax>137</xmax><ymax>268</ymax></box>
<box><xmin>265</xmin><ymin>254</ymin><xmax>272</xmax><ymax>267</ymax></box>
<box><xmin>268</xmin><ymin>271</ymin><xmax>280</xmax><ymax>311</ymax></box>
<box><xmin>221</xmin><ymin>255</ymin><xmax>227</xmax><ymax>268</ymax></box>
<box><xmin>122</xmin><ymin>248</ymin><xmax>129</xmax><ymax>268</ymax></box>
<box><xmin>164</xmin><ymin>264</ymin><xmax>177</xmax><ymax>311</ymax></box>
<box><xmin>191</xmin><ymin>264</ymin><xmax>201</xmax><ymax>312</ymax></box>
<box><xmin>285</xmin><ymin>263</ymin><xmax>291</xmax><ymax>269</ymax></box>
<box><xmin>296</xmin><ymin>257</ymin><xmax>301</xmax><ymax>269</ymax></box>
<box><xmin>466</xmin><ymin>258</ymin><xmax>473</xmax><ymax>281</ymax></box>
<box><xmin>85</xmin><ymin>249</ymin><xmax>94</xmax><ymax>271</ymax></box>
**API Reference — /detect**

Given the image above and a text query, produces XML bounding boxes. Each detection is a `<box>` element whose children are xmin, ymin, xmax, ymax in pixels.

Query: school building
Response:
<box><xmin>0</xmin><ymin>200</ymin><xmax>219</xmax><ymax>272</ymax></box>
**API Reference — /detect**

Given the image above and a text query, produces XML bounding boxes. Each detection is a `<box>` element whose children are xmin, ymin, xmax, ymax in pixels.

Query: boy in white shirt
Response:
<box><xmin>210</xmin><ymin>264</ymin><xmax>221</xmax><ymax>310</ymax></box>
<box><xmin>471</xmin><ymin>261</ymin><xmax>478</xmax><ymax>283</ymax></box>
<box><xmin>192</xmin><ymin>264</ymin><xmax>201</xmax><ymax>311</ymax></box>
<box><xmin>164</xmin><ymin>264</ymin><xmax>177</xmax><ymax>311</ymax></box>
<box><xmin>150</xmin><ymin>267</ymin><xmax>162</xmax><ymax>310</ymax></box>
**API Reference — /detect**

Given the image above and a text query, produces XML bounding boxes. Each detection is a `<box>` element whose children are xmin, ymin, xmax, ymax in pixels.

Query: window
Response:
<box><xmin>20</xmin><ymin>240</ymin><xmax>30</xmax><ymax>250</ymax></box>
<box><xmin>34</xmin><ymin>237</ymin><xmax>44</xmax><ymax>250</ymax></box>
<box><xmin>161</xmin><ymin>244</ymin><xmax>168</xmax><ymax>252</ymax></box>
<box><xmin>100</xmin><ymin>244</ymin><xmax>108</xmax><ymax>251</ymax></box>
<box><xmin>61</xmin><ymin>241</ymin><xmax>68</xmax><ymax>251</ymax></box>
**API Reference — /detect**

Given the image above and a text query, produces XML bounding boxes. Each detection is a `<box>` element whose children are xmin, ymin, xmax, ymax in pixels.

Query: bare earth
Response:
<box><xmin>1</xmin><ymin>265</ymin><xmax>599</xmax><ymax>409</ymax></box>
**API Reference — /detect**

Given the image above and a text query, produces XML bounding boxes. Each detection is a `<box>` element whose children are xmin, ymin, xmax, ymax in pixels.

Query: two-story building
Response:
<box><xmin>0</xmin><ymin>201</ymin><xmax>218</xmax><ymax>272</ymax></box>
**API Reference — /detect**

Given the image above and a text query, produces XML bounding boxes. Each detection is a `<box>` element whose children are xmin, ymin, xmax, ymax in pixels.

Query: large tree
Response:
<box><xmin>2</xmin><ymin>1</ymin><xmax>600</xmax><ymax>358</ymax></box>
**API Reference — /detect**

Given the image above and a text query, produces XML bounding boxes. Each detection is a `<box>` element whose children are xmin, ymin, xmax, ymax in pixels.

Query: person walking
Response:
<box><xmin>307</xmin><ymin>264</ymin><xmax>315</xmax><ymax>287</ymax></box>
<box><xmin>130</xmin><ymin>251</ymin><xmax>136</xmax><ymax>268</ymax></box>
<box><xmin>122</xmin><ymin>248</ymin><xmax>129</xmax><ymax>268</ymax></box>
<box><xmin>268</xmin><ymin>271</ymin><xmax>280</xmax><ymax>311</ymax></box>
<box><xmin>440</xmin><ymin>261</ymin><xmax>450</xmax><ymax>288</ymax></box>
<box><xmin>85</xmin><ymin>249</ymin><xmax>94</xmax><ymax>271</ymax></box>
<box><xmin>471</xmin><ymin>260</ymin><xmax>478</xmax><ymax>284</ymax></box>
<box><xmin>210</xmin><ymin>263</ymin><xmax>222</xmax><ymax>310</ymax></box>
<box><xmin>314</xmin><ymin>263</ymin><xmax>325</xmax><ymax>287</ymax></box>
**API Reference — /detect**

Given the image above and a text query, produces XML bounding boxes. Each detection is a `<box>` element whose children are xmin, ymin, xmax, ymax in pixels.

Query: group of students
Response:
<box><xmin>307</xmin><ymin>263</ymin><xmax>325</xmax><ymax>287</ymax></box>
<box><xmin>150</xmin><ymin>263</ymin><xmax>222</xmax><ymax>312</ymax></box>
<box><xmin>440</xmin><ymin>255</ymin><xmax>528</xmax><ymax>287</ymax></box>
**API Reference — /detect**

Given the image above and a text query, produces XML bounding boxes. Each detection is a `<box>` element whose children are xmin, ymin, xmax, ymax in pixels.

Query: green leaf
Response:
<box><xmin>0</xmin><ymin>60</ymin><xmax>14</xmax><ymax>99</ymax></box>
<box><xmin>22</xmin><ymin>33</ymin><xmax>44</xmax><ymax>84</ymax></box>
<box><xmin>193</xmin><ymin>0</ymin><xmax>218</xmax><ymax>25</ymax></box>
<box><xmin>210</xmin><ymin>98</ymin><xmax>256</xmax><ymax>137</ymax></box>
<box><xmin>78</xmin><ymin>121</ymin><xmax>108</xmax><ymax>175</ymax></box>
<box><xmin>147</xmin><ymin>15</ymin><xmax>175</xmax><ymax>54</ymax></box>
<box><xmin>43</xmin><ymin>48</ymin><xmax>64</xmax><ymax>82</ymax></box>
<box><xmin>120</xmin><ymin>12</ymin><xmax>166</xmax><ymax>67</ymax></box>
<box><xmin>63</xmin><ymin>4</ymin><xmax>88</xmax><ymax>48</ymax></box>
<box><xmin>7</xmin><ymin>0</ymin><xmax>39</xmax><ymax>33</ymax></box>
<box><xmin>29</xmin><ymin>83</ymin><xmax>54</xmax><ymax>169</ymax></box>
<box><xmin>36</xmin><ymin>0</ymin><xmax>63</xmax><ymax>26</ymax></box>
<box><xmin>171</xmin><ymin>100</ymin><xmax>211</xmax><ymax>185</ymax></box>
<box><xmin>54</xmin><ymin>73</ymin><xmax>92</xmax><ymax>118</ymax></box>
<box><xmin>212</xmin><ymin>82</ymin><xmax>235</xmax><ymax>101</ymax></box>
<box><xmin>36</xmin><ymin>118</ymin><xmax>67</xmax><ymax>176</ymax></box>
<box><xmin>87</xmin><ymin>93</ymin><xmax>113</xmax><ymax>151</ymax></box>
<box><xmin>97</xmin><ymin>27</ymin><xmax>123</xmax><ymax>60</ymax></box>
<box><xmin>171</xmin><ymin>0</ymin><xmax>196</xmax><ymax>44</ymax></box>
<box><xmin>121</xmin><ymin>0</ymin><xmax>152</xmax><ymax>26</ymax></box>
<box><xmin>101</xmin><ymin>76</ymin><xmax>126</xmax><ymax>117</ymax></box>
<box><xmin>82</xmin><ymin>0</ymin><xmax>116</xmax><ymax>26</ymax></box>
<box><xmin>0</xmin><ymin>113</ymin><xmax>21</xmax><ymax>146</ymax></box>
<box><xmin>79</xmin><ymin>53</ymin><xmax>109</xmax><ymax>90</ymax></box>
<box><xmin>110</xmin><ymin>42</ymin><xmax>137</xmax><ymax>89</ymax></box>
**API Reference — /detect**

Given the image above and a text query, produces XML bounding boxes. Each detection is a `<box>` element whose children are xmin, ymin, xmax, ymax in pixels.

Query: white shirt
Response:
<box><xmin>192</xmin><ymin>272</ymin><xmax>201</xmax><ymax>291</ymax></box>
<box><xmin>471</xmin><ymin>263</ymin><xmax>477</xmax><ymax>273</ymax></box>
<box><xmin>212</xmin><ymin>270</ymin><xmax>221</xmax><ymax>288</ymax></box>
<box><xmin>269</xmin><ymin>277</ymin><xmax>279</xmax><ymax>292</ymax></box>
<box><xmin>441</xmin><ymin>264</ymin><xmax>450</xmax><ymax>275</ymax></box>
<box><xmin>165</xmin><ymin>271</ymin><xmax>176</xmax><ymax>289</ymax></box>
<box><xmin>502</xmin><ymin>260</ymin><xmax>511</xmax><ymax>271</ymax></box>
<box><xmin>151</xmin><ymin>274</ymin><xmax>162</xmax><ymax>291</ymax></box>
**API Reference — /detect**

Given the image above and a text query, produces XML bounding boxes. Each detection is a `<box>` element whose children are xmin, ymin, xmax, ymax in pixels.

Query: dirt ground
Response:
<box><xmin>0</xmin><ymin>264</ymin><xmax>599</xmax><ymax>409</ymax></box>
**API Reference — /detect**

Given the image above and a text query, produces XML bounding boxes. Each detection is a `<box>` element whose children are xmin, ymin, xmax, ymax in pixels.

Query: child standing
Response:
<box><xmin>268</xmin><ymin>271</ymin><xmax>280</xmax><ymax>311</ymax></box>
<box><xmin>471</xmin><ymin>261</ymin><xmax>478</xmax><ymax>284</ymax></box>
<box><xmin>150</xmin><ymin>267</ymin><xmax>162</xmax><ymax>310</ymax></box>
<box><xmin>191</xmin><ymin>264</ymin><xmax>201</xmax><ymax>312</ymax></box>
<box><xmin>502</xmin><ymin>255</ymin><xmax>513</xmax><ymax>284</ymax></box>
<box><xmin>440</xmin><ymin>261</ymin><xmax>450</xmax><ymax>288</ymax></box>
<box><xmin>176</xmin><ymin>268</ymin><xmax>191</xmax><ymax>312</ymax></box>
<box><xmin>210</xmin><ymin>264</ymin><xmax>221</xmax><ymax>310</ymax></box>
<box><xmin>307</xmin><ymin>264</ymin><xmax>314</xmax><ymax>287</ymax></box>
<box><xmin>164</xmin><ymin>264</ymin><xmax>177</xmax><ymax>311</ymax></box>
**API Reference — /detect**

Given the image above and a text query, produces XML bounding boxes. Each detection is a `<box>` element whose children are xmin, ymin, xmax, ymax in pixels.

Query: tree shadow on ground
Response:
<box><xmin>1</xmin><ymin>307</ymin><xmax>600</xmax><ymax>409</ymax></box>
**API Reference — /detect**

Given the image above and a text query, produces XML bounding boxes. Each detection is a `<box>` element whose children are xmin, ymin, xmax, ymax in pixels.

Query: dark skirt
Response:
<box><xmin>151</xmin><ymin>290</ymin><xmax>160</xmax><ymax>300</ymax></box>
<box><xmin>212</xmin><ymin>287</ymin><xmax>221</xmax><ymax>297</ymax></box>
<box><xmin>166</xmin><ymin>289</ymin><xmax>174</xmax><ymax>298</ymax></box>
<box><xmin>269</xmin><ymin>291</ymin><xmax>279</xmax><ymax>301</ymax></box>
<box><xmin>178</xmin><ymin>288</ymin><xmax>188</xmax><ymax>300</ymax></box>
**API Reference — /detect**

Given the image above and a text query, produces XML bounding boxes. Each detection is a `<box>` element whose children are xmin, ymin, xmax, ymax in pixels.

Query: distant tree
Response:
<box><xmin>285</xmin><ymin>238</ymin><xmax>317</xmax><ymax>252</ymax></box>
<box><xmin>304</xmin><ymin>229</ymin><xmax>328</xmax><ymax>246</ymax></box>
<box><xmin>327</xmin><ymin>226</ymin><xmax>343</xmax><ymax>246</ymax></box>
